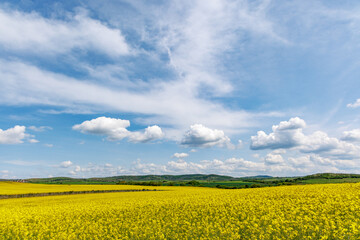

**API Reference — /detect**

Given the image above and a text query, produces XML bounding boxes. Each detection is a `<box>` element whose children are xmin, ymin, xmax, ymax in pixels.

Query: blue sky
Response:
<box><xmin>1</xmin><ymin>0</ymin><xmax>360</xmax><ymax>178</ymax></box>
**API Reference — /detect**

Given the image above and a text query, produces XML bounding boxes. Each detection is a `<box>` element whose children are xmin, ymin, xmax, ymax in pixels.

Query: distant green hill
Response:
<box><xmin>26</xmin><ymin>174</ymin><xmax>239</xmax><ymax>184</ymax></box>
<box><xmin>296</xmin><ymin>173</ymin><xmax>360</xmax><ymax>180</ymax></box>
<box><xmin>100</xmin><ymin>174</ymin><xmax>236</xmax><ymax>181</ymax></box>
<box><xmin>238</xmin><ymin>175</ymin><xmax>273</xmax><ymax>179</ymax></box>
<box><xmin>18</xmin><ymin>173</ymin><xmax>360</xmax><ymax>186</ymax></box>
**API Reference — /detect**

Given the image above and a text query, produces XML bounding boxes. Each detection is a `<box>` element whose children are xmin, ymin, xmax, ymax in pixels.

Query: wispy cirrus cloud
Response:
<box><xmin>28</xmin><ymin>126</ymin><xmax>52</xmax><ymax>132</ymax></box>
<box><xmin>0</xmin><ymin>7</ymin><xmax>130</xmax><ymax>57</ymax></box>
<box><xmin>0</xmin><ymin>1</ymin><xmax>287</xmax><ymax>137</ymax></box>
<box><xmin>0</xmin><ymin>59</ymin><xmax>256</xmax><ymax>136</ymax></box>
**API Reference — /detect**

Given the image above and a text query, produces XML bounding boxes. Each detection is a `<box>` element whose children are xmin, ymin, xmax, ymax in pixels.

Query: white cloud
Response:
<box><xmin>251</xmin><ymin>117</ymin><xmax>360</xmax><ymax>161</ymax></box>
<box><xmin>44</xmin><ymin>144</ymin><xmax>53</xmax><ymax>148</ymax></box>
<box><xmin>73</xmin><ymin>116</ymin><xmax>163</xmax><ymax>143</ymax></box>
<box><xmin>250</xmin><ymin>117</ymin><xmax>305</xmax><ymax>150</ymax></box>
<box><xmin>73</xmin><ymin>116</ymin><xmax>130</xmax><ymax>141</ymax></box>
<box><xmin>286</xmin><ymin>154</ymin><xmax>359</xmax><ymax>174</ymax></box>
<box><xmin>68</xmin><ymin>163</ymin><xmax>126</xmax><ymax>177</ymax></box>
<box><xmin>0</xmin><ymin>60</ymin><xmax>255</xmax><ymax>135</ymax></box>
<box><xmin>299</xmin><ymin>131</ymin><xmax>360</xmax><ymax>159</ymax></box>
<box><xmin>60</xmin><ymin>161</ymin><xmax>73</xmax><ymax>168</ymax></box>
<box><xmin>288</xmin><ymin>155</ymin><xmax>313</xmax><ymax>168</ymax></box>
<box><xmin>237</xmin><ymin>140</ymin><xmax>243</xmax><ymax>149</ymax></box>
<box><xmin>128</xmin><ymin>125</ymin><xmax>164</xmax><ymax>143</ymax></box>
<box><xmin>3</xmin><ymin>160</ymin><xmax>40</xmax><ymax>166</ymax></box>
<box><xmin>310</xmin><ymin>155</ymin><xmax>334</xmax><ymax>166</ymax></box>
<box><xmin>0</xmin><ymin>125</ymin><xmax>29</xmax><ymax>144</ymax></box>
<box><xmin>0</xmin><ymin>8</ymin><xmax>129</xmax><ymax>57</ymax></box>
<box><xmin>265</xmin><ymin>153</ymin><xmax>284</xmax><ymax>165</ymax></box>
<box><xmin>74</xmin><ymin>165</ymin><xmax>81</xmax><ymax>172</ymax></box>
<box><xmin>347</xmin><ymin>99</ymin><xmax>360</xmax><ymax>108</ymax></box>
<box><xmin>181</xmin><ymin>124</ymin><xmax>233</xmax><ymax>148</ymax></box>
<box><xmin>28</xmin><ymin>126</ymin><xmax>52</xmax><ymax>132</ymax></box>
<box><xmin>0</xmin><ymin>170</ymin><xmax>9</xmax><ymax>179</ymax></box>
<box><xmin>276</xmin><ymin>117</ymin><xmax>306</xmax><ymax>130</ymax></box>
<box><xmin>173</xmin><ymin>153</ymin><xmax>189</xmax><ymax>159</ymax></box>
<box><xmin>272</xmin><ymin>149</ymin><xmax>286</xmax><ymax>154</ymax></box>
<box><xmin>132</xmin><ymin>158</ymin><xmax>265</xmax><ymax>176</ymax></box>
<box><xmin>0</xmin><ymin>0</ymin><xmax>288</xmax><ymax>137</ymax></box>
<box><xmin>56</xmin><ymin>153</ymin><xmax>360</xmax><ymax>178</ymax></box>
<box><xmin>342</xmin><ymin>129</ymin><xmax>360</xmax><ymax>142</ymax></box>
<box><xmin>28</xmin><ymin>139</ymin><xmax>39</xmax><ymax>143</ymax></box>
<box><xmin>155</xmin><ymin>0</ymin><xmax>287</xmax><ymax>95</ymax></box>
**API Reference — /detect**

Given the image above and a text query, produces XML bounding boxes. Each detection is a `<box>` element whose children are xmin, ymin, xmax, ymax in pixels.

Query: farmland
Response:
<box><xmin>1</xmin><ymin>182</ymin><xmax>360</xmax><ymax>239</ymax></box>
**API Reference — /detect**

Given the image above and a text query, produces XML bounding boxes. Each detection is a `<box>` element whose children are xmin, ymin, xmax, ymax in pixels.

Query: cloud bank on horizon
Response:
<box><xmin>1</xmin><ymin>0</ymin><xmax>360</xmax><ymax>178</ymax></box>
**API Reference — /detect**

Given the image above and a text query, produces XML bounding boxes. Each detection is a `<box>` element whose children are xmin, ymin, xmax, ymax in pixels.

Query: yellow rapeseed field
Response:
<box><xmin>1</xmin><ymin>182</ymin><xmax>360</xmax><ymax>239</ymax></box>
<box><xmin>0</xmin><ymin>181</ymin><xmax>158</xmax><ymax>195</ymax></box>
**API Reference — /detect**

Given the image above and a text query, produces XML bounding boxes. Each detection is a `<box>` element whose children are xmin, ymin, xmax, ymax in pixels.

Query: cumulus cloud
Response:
<box><xmin>0</xmin><ymin>125</ymin><xmax>30</xmax><ymax>144</ymax></box>
<box><xmin>73</xmin><ymin>117</ymin><xmax>130</xmax><ymax>141</ymax></box>
<box><xmin>260</xmin><ymin>152</ymin><xmax>351</xmax><ymax>175</ymax></box>
<box><xmin>60</xmin><ymin>161</ymin><xmax>73</xmax><ymax>168</ymax></box>
<box><xmin>341</xmin><ymin>129</ymin><xmax>360</xmax><ymax>142</ymax></box>
<box><xmin>173</xmin><ymin>153</ymin><xmax>189</xmax><ymax>159</ymax></box>
<box><xmin>73</xmin><ymin>116</ymin><xmax>163</xmax><ymax>143</ymax></box>
<box><xmin>299</xmin><ymin>131</ymin><xmax>360</xmax><ymax>158</ymax></box>
<box><xmin>251</xmin><ymin>117</ymin><xmax>360</xmax><ymax>161</ymax></box>
<box><xmin>128</xmin><ymin>125</ymin><xmax>164</xmax><ymax>143</ymax></box>
<box><xmin>288</xmin><ymin>155</ymin><xmax>313</xmax><ymax>168</ymax></box>
<box><xmin>250</xmin><ymin>117</ymin><xmax>305</xmax><ymax>150</ymax></box>
<box><xmin>347</xmin><ymin>99</ymin><xmax>360</xmax><ymax>108</ymax></box>
<box><xmin>286</xmin><ymin>154</ymin><xmax>359</xmax><ymax>174</ymax></box>
<box><xmin>181</xmin><ymin>124</ymin><xmax>233</xmax><ymax>148</ymax></box>
<box><xmin>272</xmin><ymin>149</ymin><xmax>286</xmax><ymax>154</ymax></box>
<box><xmin>0</xmin><ymin>8</ymin><xmax>129</xmax><ymax>57</ymax></box>
<box><xmin>265</xmin><ymin>153</ymin><xmax>284</xmax><ymax>165</ymax></box>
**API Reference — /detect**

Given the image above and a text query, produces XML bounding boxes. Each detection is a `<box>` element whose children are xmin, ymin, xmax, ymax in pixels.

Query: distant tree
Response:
<box><xmin>187</xmin><ymin>180</ymin><xmax>200</xmax><ymax>186</ymax></box>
